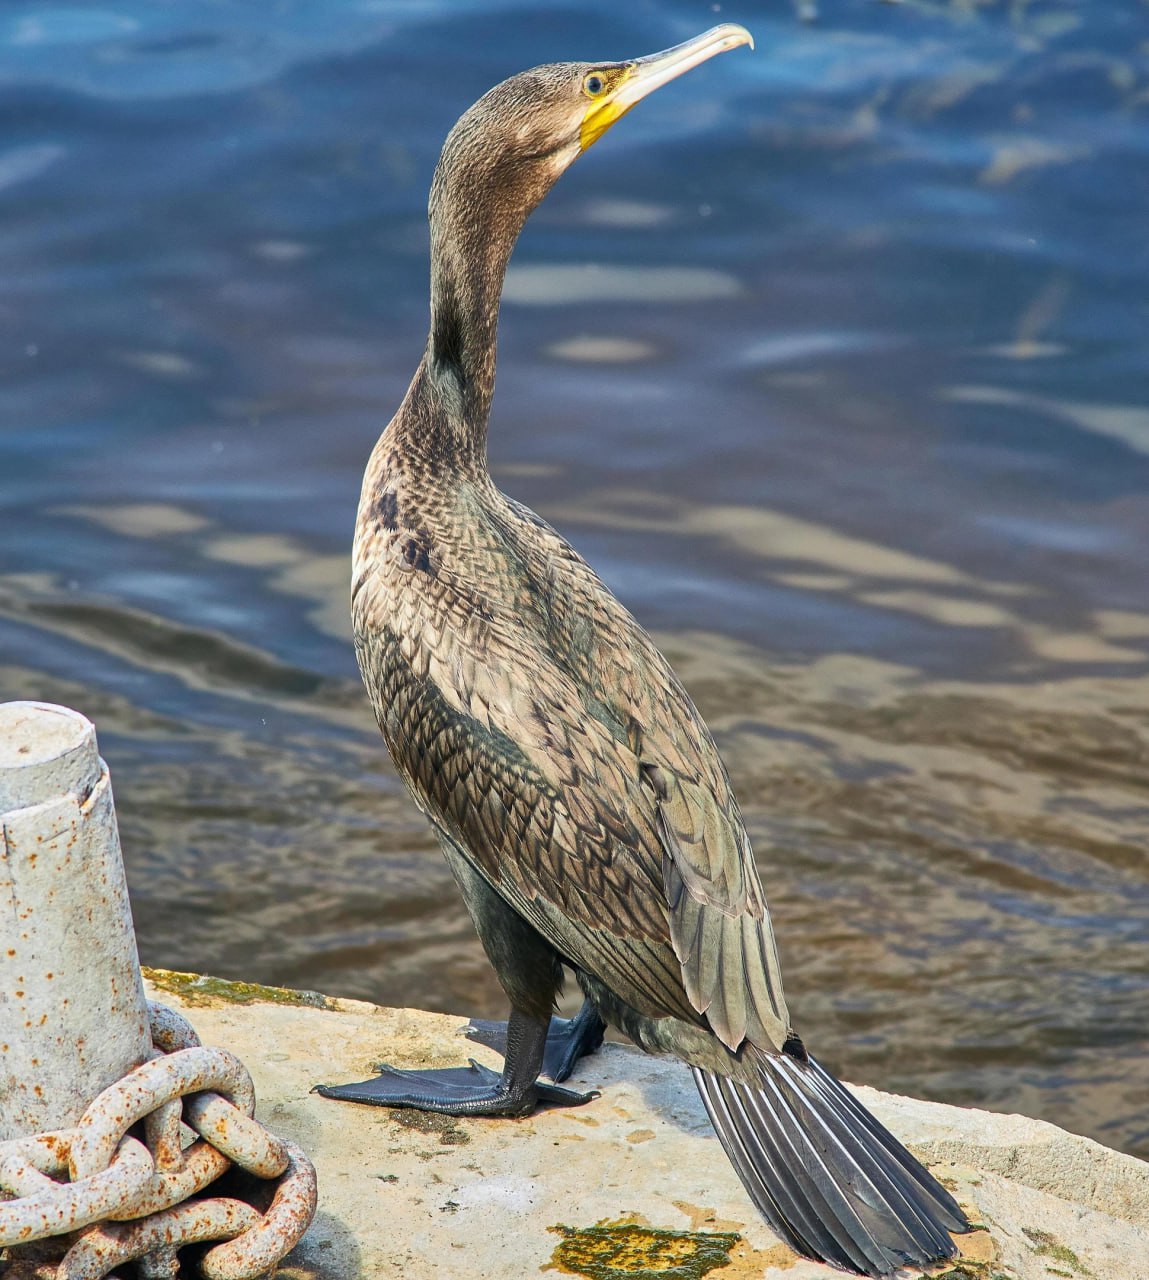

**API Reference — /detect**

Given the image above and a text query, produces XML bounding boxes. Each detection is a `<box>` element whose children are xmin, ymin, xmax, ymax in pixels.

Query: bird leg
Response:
<box><xmin>463</xmin><ymin>998</ymin><xmax>606</xmax><ymax>1082</ymax></box>
<box><xmin>313</xmin><ymin>1007</ymin><xmax>598</xmax><ymax>1116</ymax></box>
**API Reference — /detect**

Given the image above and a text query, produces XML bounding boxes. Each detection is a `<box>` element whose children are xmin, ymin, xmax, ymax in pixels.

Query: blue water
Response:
<box><xmin>1</xmin><ymin>1</ymin><xmax>1147</xmax><ymax>1157</ymax></box>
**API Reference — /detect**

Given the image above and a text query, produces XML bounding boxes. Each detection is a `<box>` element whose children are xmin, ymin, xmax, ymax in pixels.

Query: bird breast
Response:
<box><xmin>352</xmin><ymin>466</ymin><xmax>542</xmax><ymax>746</ymax></box>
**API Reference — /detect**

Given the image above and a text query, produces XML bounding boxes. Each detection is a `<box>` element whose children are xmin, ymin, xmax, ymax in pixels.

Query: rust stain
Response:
<box><xmin>670</xmin><ymin>1202</ymin><xmax>744</xmax><ymax>1234</ymax></box>
<box><xmin>716</xmin><ymin>1238</ymin><xmax>798</xmax><ymax>1275</ymax></box>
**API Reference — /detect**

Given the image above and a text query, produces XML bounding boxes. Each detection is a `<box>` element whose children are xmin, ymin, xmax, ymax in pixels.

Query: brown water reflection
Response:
<box><xmin>558</xmin><ymin>489</ymin><xmax>1149</xmax><ymax>670</ymax></box>
<box><xmin>2</xmin><ymin>495</ymin><xmax>1145</xmax><ymax>1158</ymax></box>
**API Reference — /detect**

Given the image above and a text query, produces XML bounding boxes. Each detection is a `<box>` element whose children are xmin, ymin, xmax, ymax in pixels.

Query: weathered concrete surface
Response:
<box><xmin>143</xmin><ymin>970</ymin><xmax>1149</xmax><ymax>1280</ymax></box>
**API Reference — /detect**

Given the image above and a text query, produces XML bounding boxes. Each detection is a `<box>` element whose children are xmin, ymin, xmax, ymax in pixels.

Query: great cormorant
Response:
<box><xmin>317</xmin><ymin>27</ymin><xmax>969</xmax><ymax>1275</ymax></box>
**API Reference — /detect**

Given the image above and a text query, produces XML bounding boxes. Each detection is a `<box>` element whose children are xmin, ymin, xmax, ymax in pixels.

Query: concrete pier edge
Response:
<box><xmin>140</xmin><ymin>967</ymin><xmax>1149</xmax><ymax>1280</ymax></box>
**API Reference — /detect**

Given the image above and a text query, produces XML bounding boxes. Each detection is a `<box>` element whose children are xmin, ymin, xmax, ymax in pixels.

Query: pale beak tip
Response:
<box><xmin>721</xmin><ymin>22</ymin><xmax>755</xmax><ymax>53</ymax></box>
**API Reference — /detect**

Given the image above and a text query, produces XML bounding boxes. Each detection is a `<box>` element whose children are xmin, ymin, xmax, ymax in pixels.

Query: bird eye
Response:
<box><xmin>582</xmin><ymin>73</ymin><xmax>606</xmax><ymax>98</ymax></box>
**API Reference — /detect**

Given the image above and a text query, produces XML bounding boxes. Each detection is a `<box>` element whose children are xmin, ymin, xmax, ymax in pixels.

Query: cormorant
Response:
<box><xmin>317</xmin><ymin>26</ymin><xmax>969</xmax><ymax>1276</ymax></box>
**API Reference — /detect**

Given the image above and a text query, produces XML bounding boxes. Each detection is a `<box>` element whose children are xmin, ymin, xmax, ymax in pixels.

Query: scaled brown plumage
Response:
<box><xmin>353</xmin><ymin>385</ymin><xmax>788</xmax><ymax>1051</ymax></box>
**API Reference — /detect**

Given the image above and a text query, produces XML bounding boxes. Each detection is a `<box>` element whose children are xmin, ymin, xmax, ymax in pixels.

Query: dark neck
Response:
<box><xmin>404</xmin><ymin>122</ymin><xmax>561</xmax><ymax>475</ymax></box>
<box><xmin>424</xmin><ymin>192</ymin><xmax>519</xmax><ymax>445</ymax></box>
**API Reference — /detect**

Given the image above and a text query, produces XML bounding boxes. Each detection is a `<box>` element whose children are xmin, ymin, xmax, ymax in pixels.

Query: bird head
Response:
<box><xmin>430</xmin><ymin>25</ymin><xmax>753</xmax><ymax>233</ymax></box>
<box><xmin>572</xmin><ymin>23</ymin><xmax>754</xmax><ymax>156</ymax></box>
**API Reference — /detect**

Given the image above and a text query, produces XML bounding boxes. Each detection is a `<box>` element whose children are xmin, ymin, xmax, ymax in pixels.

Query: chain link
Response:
<box><xmin>0</xmin><ymin>1002</ymin><xmax>317</xmax><ymax>1279</ymax></box>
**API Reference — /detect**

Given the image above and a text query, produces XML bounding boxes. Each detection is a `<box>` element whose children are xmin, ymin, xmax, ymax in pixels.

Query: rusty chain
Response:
<box><xmin>0</xmin><ymin>1002</ymin><xmax>317</xmax><ymax>1280</ymax></box>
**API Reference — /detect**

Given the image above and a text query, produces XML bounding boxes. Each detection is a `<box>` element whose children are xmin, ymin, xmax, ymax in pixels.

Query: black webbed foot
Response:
<box><xmin>312</xmin><ymin>1059</ymin><xmax>595</xmax><ymax>1116</ymax></box>
<box><xmin>464</xmin><ymin>1000</ymin><xmax>606</xmax><ymax>1082</ymax></box>
<box><xmin>314</xmin><ymin>1006</ymin><xmax>600</xmax><ymax>1117</ymax></box>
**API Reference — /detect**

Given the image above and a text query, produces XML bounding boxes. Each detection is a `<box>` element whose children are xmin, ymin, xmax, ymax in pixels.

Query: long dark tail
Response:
<box><xmin>693</xmin><ymin>1053</ymin><xmax>968</xmax><ymax>1277</ymax></box>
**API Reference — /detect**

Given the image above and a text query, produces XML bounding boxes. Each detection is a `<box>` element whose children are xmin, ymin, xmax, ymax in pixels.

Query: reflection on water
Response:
<box><xmin>1</xmin><ymin>1</ymin><xmax>1146</xmax><ymax>1159</ymax></box>
<box><xmin>503</xmin><ymin>262</ymin><xmax>744</xmax><ymax>304</ymax></box>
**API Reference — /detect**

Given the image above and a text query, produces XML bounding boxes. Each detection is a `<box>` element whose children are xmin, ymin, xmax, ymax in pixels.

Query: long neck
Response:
<box><xmin>401</xmin><ymin>112</ymin><xmax>563</xmax><ymax>476</ymax></box>
<box><xmin>425</xmin><ymin>181</ymin><xmax>521</xmax><ymax>446</ymax></box>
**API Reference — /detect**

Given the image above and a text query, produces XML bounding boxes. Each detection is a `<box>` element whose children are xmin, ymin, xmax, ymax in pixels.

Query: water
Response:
<box><xmin>1</xmin><ymin>0</ymin><xmax>1146</xmax><ymax>1159</ymax></box>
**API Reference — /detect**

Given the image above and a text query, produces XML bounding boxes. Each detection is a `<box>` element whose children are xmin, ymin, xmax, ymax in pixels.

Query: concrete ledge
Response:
<box><xmin>142</xmin><ymin>970</ymin><xmax>1149</xmax><ymax>1280</ymax></box>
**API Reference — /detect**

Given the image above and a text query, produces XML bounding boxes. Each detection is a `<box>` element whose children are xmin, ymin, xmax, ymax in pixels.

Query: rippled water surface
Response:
<box><xmin>2</xmin><ymin>1</ymin><xmax>1147</xmax><ymax>1157</ymax></box>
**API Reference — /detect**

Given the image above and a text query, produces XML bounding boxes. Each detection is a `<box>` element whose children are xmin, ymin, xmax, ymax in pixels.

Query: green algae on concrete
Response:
<box><xmin>1022</xmin><ymin>1228</ymin><xmax>1088</xmax><ymax>1275</ymax></box>
<box><xmin>916</xmin><ymin>1266</ymin><xmax>1012</xmax><ymax>1280</ymax></box>
<box><xmin>144</xmin><ymin>965</ymin><xmax>333</xmax><ymax>1010</ymax></box>
<box><xmin>549</xmin><ymin>1223</ymin><xmax>739</xmax><ymax>1280</ymax></box>
<box><xmin>390</xmin><ymin>1108</ymin><xmax>470</xmax><ymax>1146</ymax></box>
<box><xmin>911</xmin><ymin>1226</ymin><xmax>1004</xmax><ymax>1280</ymax></box>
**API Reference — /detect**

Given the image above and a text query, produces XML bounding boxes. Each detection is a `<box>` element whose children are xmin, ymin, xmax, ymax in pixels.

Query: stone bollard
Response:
<box><xmin>0</xmin><ymin>702</ymin><xmax>318</xmax><ymax>1278</ymax></box>
<box><xmin>0</xmin><ymin>702</ymin><xmax>152</xmax><ymax>1141</ymax></box>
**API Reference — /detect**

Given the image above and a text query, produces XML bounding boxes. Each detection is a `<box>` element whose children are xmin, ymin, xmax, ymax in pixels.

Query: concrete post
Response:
<box><xmin>0</xmin><ymin>701</ymin><xmax>151</xmax><ymax>1140</ymax></box>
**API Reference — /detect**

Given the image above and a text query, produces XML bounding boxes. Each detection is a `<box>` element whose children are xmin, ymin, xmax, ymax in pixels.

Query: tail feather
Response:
<box><xmin>693</xmin><ymin>1053</ymin><xmax>968</xmax><ymax>1277</ymax></box>
<box><xmin>751</xmin><ymin>1066</ymin><xmax>916</xmax><ymax>1268</ymax></box>
<box><xmin>715</xmin><ymin>1075</ymin><xmax>854</xmax><ymax>1264</ymax></box>
<box><xmin>803</xmin><ymin>1058</ymin><xmax>967</xmax><ymax>1233</ymax></box>
<box><xmin>767</xmin><ymin>1059</ymin><xmax>957</xmax><ymax>1259</ymax></box>
<box><xmin>731</xmin><ymin>1074</ymin><xmax>883</xmax><ymax>1272</ymax></box>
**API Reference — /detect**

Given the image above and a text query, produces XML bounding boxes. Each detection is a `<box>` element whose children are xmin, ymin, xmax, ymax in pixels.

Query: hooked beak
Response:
<box><xmin>580</xmin><ymin>23</ymin><xmax>754</xmax><ymax>152</ymax></box>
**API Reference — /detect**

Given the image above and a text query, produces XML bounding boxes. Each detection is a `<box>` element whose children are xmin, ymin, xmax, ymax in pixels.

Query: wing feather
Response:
<box><xmin>358</xmin><ymin>492</ymin><xmax>794</xmax><ymax>1054</ymax></box>
<box><xmin>645</xmin><ymin>762</ymin><xmax>791</xmax><ymax>1053</ymax></box>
